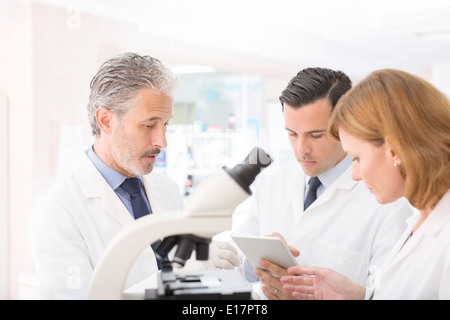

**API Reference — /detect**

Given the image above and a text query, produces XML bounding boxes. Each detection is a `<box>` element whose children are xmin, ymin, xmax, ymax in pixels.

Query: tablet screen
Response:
<box><xmin>232</xmin><ymin>235</ymin><xmax>298</xmax><ymax>270</ymax></box>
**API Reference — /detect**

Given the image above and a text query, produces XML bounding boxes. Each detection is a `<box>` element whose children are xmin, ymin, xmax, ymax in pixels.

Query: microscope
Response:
<box><xmin>86</xmin><ymin>147</ymin><xmax>271</xmax><ymax>299</ymax></box>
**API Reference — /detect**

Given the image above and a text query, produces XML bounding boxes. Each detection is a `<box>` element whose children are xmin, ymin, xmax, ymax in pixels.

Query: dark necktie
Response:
<box><xmin>304</xmin><ymin>176</ymin><xmax>322</xmax><ymax>210</ymax></box>
<box><xmin>121</xmin><ymin>177</ymin><xmax>163</xmax><ymax>268</ymax></box>
<box><xmin>121</xmin><ymin>178</ymin><xmax>150</xmax><ymax>219</ymax></box>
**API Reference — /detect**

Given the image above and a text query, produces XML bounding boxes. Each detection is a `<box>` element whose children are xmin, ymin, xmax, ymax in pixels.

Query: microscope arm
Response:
<box><xmin>86</xmin><ymin>147</ymin><xmax>272</xmax><ymax>300</ymax></box>
<box><xmin>86</xmin><ymin>211</ymin><xmax>232</xmax><ymax>300</ymax></box>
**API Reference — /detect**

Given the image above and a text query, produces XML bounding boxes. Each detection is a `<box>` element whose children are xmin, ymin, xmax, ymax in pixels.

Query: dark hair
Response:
<box><xmin>279</xmin><ymin>67</ymin><xmax>352</xmax><ymax>111</ymax></box>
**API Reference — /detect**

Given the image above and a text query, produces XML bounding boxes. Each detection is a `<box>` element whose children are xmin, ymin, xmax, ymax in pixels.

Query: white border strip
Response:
<box><xmin>0</xmin><ymin>96</ymin><xmax>9</xmax><ymax>299</ymax></box>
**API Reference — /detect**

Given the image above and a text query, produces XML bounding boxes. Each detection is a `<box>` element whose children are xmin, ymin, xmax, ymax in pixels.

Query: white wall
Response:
<box><xmin>431</xmin><ymin>63</ymin><xmax>450</xmax><ymax>98</ymax></box>
<box><xmin>0</xmin><ymin>0</ymin><xmax>34</xmax><ymax>300</ymax></box>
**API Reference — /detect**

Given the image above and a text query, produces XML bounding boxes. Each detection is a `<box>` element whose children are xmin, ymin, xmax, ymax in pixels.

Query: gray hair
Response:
<box><xmin>87</xmin><ymin>52</ymin><xmax>180</xmax><ymax>136</ymax></box>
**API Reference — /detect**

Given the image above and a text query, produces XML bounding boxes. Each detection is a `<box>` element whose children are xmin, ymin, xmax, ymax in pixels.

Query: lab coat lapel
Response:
<box><xmin>75</xmin><ymin>153</ymin><xmax>134</xmax><ymax>226</ymax></box>
<box><xmin>101</xmin><ymin>180</ymin><xmax>134</xmax><ymax>226</ymax></box>
<box><xmin>382</xmin><ymin>191</ymin><xmax>450</xmax><ymax>272</ymax></box>
<box><xmin>305</xmin><ymin>166</ymin><xmax>357</xmax><ymax>211</ymax></box>
<box><xmin>386</xmin><ymin>219</ymin><xmax>421</xmax><ymax>269</ymax></box>
<box><xmin>142</xmin><ymin>174</ymin><xmax>163</xmax><ymax>214</ymax></box>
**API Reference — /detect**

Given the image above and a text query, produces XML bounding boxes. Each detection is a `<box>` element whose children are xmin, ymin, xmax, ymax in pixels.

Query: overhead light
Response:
<box><xmin>170</xmin><ymin>65</ymin><xmax>216</xmax><ymax>74</ymax></box>
<box><xmin>416</xmin><ymin>29</ymin><xmax>450</xmax><ymax>40</ymax></box>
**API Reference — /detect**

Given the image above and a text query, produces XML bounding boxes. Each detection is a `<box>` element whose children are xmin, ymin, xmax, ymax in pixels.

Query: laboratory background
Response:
<box><xmin>1</xmin><ymin>0</ymin><xmax>450</xmax><ymax>299</ymax></box>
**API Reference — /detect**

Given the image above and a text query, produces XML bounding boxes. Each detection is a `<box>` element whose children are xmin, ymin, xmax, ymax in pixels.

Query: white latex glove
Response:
<box><xmin>182</xmin><ymin>240</ymin><xmax>240</xmax><ymax>271</ymax></box>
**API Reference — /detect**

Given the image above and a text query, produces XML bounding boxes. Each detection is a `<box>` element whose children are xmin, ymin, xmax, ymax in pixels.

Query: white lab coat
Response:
<box><xmin>233</xmin><ymin>162</ymin><xmax>413</xmax><ymax>286</ymax></box>
<box><xmin>370</xmin><ymin>190</ymin><xmax>450</xmax><ymax>299</ymax></box>
<box><xmin>28</xmin><ymin>152</ymin><xmax>184</xmax><ymax>299</ymax></box>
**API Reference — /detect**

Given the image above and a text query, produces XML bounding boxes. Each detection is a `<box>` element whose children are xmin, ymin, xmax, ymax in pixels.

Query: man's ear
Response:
<box><xmin>95</xmin><ymin>107</ymin><xmax>114</xmax><ymax>134</ymax></box>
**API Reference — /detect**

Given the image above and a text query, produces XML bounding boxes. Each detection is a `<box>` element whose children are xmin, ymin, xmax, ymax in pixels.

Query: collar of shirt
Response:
<box><xmin>86</xmin><ymin>145</ymin><xmax>148</xmax><ymax>216</ymax></box>
<box><xmin>85</xmin><ymin>145</ymin><xmax>142</xmax><ymax>190</ymax></box>
<box><xmin>305</xmin><ymin>154</ymin><xmax>352</xmax><ymax>197</ymax></box>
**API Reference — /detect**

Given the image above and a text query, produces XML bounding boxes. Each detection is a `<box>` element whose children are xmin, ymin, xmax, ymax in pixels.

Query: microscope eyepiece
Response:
<box><xmin>157</xmin><ymin>147</ymin><xmax>271</xmax><ymax>271</ymax></box>
<box><xmin>224</xmin><ymin>147</ymin><xmax>271</xmax><ymax>195</ymax></box>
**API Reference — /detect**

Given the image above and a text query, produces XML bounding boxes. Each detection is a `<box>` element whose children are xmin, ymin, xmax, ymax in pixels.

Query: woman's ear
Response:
<box><xmin>385</xmin><ymin>137</ymin><xmax>401</xmax><ymax>167</ymax></box>
<box><xmin>95</xmin><ymin>107</ymin><xmax>114</xmax><ymax>135</ymax></box>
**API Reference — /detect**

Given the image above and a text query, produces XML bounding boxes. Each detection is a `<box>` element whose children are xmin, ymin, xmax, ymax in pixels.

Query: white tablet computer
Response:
<box><xmin>232</xmin><ymin>235</ymin><xmax>299</xmax><ymax>270</ymax></box>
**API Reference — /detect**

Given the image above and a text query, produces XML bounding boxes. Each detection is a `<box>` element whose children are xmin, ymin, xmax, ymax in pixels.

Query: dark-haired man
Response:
<box><xmin>232</xmin><ymin>67</ymin><xmax>413</xmax><ymax>300</ymax></box>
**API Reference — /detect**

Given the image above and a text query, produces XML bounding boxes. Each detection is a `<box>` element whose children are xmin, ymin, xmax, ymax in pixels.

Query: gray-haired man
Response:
<box><xmin>29</xmin><ymin>53</ymin><xmax>238</xmax><ymax>299</ymax></box>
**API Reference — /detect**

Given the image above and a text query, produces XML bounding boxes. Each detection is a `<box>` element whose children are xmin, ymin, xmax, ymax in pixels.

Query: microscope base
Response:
<box><xmin>145</xmin><ymin>269</ymin><xmax>252</xmax><ymax>300</ymax></box>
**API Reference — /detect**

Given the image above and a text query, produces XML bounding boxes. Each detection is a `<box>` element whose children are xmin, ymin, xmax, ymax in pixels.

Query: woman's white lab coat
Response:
<box><xmin>370</xmin><ymin>190</ymin><xmax>450</xmax><ymax>299</ymax></box>
<box><xmin>233</xmin><ymin>162</ymin><xmax>414</xmax><ymax>286</ymax></box>
<box><xmin>28</xmin><ymin>153</ymin><xmax>184</xmax><ymax>299</ymax></box>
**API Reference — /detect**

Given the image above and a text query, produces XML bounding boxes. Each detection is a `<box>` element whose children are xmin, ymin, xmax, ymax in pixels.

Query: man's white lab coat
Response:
<box><xmin>29</xmin><ymin>153</ymin><xmax>184</xmax><ymax>299</ymax></box>
<box><xmin>233</xmin><ymin>162</ymin><xmax>413</xmax><ymax>286</ymax></box>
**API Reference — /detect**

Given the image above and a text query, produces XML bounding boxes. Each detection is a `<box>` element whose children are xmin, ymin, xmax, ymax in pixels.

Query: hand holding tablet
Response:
<box><xmin>232</xmin><ymin>235</ymin><xmax>299</xmax><ymax>270</ymax></box>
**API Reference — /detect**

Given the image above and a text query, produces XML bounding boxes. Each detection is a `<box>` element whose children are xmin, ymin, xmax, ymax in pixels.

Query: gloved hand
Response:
<box><xmin>182</xmin><ymin>240</ymin><xmax>240</xmax><ymax>270</ymax></box>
